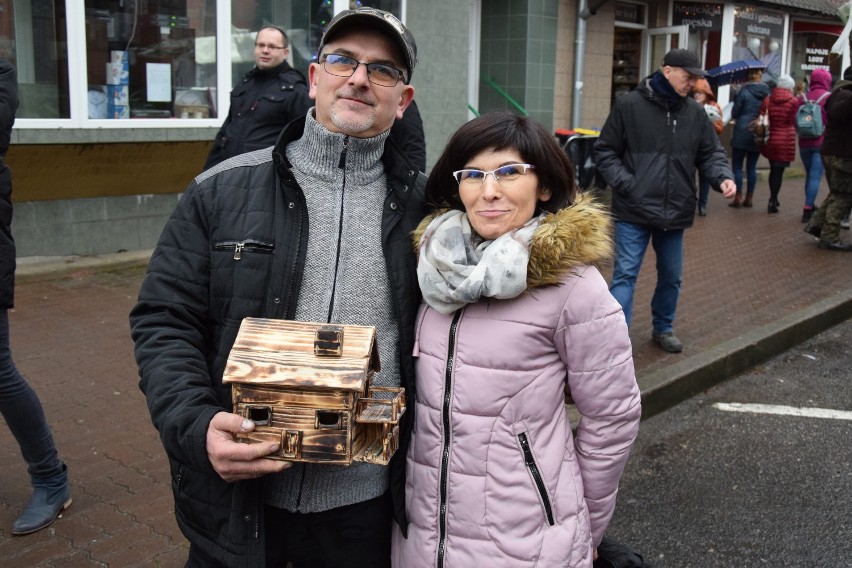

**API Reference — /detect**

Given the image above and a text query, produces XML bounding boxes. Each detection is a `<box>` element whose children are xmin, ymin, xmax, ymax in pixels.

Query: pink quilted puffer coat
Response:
<box><xmin>392</xmin><ymin>197</ymin><xmax>642</xmax><ymax>568</ymax></box>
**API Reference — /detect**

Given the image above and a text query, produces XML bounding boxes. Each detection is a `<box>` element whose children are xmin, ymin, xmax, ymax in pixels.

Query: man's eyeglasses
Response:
<box><xmin>255</xmin><ymin>43</ymin><xmax>286</xmax><ymax>51</ymax></box>
<box><xmin>320</xmin><ymin>54</ymin><xmax>406</xmax><ymax>87</ymax></box>
<box><xmin>452</xmin><ymin>164</ymin><xmax>536</xmax><ymax>185</ymax></box>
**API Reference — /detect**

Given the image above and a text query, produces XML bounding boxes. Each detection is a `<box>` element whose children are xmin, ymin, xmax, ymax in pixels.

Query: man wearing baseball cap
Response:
<box><xmin>594</xmin><ymin>49</ymin><xmax>736</xmax><ymax>354</ymax></box>
<box><xmin>131</xmin><ymin>7</ymin><xmax>426</xmax><ymax>567</ymax></box>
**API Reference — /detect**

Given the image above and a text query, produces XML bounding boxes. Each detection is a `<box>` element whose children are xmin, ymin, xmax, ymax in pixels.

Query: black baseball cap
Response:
<box><xmin>662</xmin><ymin>49</ymin><xmax>707</xmax><ymax>77</ymax></box>
<box><xmin>318</xmin><ymin>7</ymin><xmax>418</xmax><ymax>83</ymax></box>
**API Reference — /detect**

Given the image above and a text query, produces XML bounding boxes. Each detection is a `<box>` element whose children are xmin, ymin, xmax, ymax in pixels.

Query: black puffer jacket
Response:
<box><xmin>204</xmin><ymin>61</ymin><xmax>312</xmax><ymax>170</ymax></box>
<box><xmin>594</xmin><ymin>73</ymin><xmax>733</xmax><ymax>230</ymax></box>
<box><xmin>130</xmin><ymin>114</ymin><xmax>426</xmax><ymax>567</ymax></box>
<box><xmin>0</xmin><ymin>59</ymin><xmax>18</xmax><ymax>309</ymax></box>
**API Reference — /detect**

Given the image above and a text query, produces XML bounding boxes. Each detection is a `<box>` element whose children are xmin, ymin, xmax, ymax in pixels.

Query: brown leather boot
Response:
<box><xmin>729</xmin><ymin>194</ymin><xmax>743</xmax><ymax>208</ymax></box>
<box><xmin>742</xmin><ymin>193</ymin><xmax>753</xmax><ymax>208</ymax></box>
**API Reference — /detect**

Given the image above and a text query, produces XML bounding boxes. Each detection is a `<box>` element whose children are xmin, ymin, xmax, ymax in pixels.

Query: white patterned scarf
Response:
<box><xmin>417</xmin><ymin>210</ymin><xmax>543</xmax><ymax>314</ymax></box>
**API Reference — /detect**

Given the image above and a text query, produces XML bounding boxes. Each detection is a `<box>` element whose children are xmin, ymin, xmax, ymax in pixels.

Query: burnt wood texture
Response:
<box><xmin>222</xmin><ymin>318</ymin><xmax>405</xmax><ymax>465</ymax></box>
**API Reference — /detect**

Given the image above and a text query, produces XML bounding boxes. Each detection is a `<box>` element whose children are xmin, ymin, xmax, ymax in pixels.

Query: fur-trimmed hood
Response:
<box><xmin>412</xmin><ymin>193</ymin><xmax>613</xmax><ymax>288</ymax></box>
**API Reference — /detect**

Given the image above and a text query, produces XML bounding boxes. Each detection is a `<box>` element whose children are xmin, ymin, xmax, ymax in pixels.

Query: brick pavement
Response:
<box><xmin>0</xmin><ymin>175</ymin><xmax>850</xmax><ymax>566</ymax></box>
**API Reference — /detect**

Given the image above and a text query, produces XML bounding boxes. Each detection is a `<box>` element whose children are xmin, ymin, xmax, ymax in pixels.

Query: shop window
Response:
<box><xmin>84</xmin><ymin>0</ymin><xmax>217</xmax><ymax>120</ymax></box>
<box><xmin>790</xmin><ymin>23</ymin><xmax>846</xmax><ymax>88</ymax></box>
<box><xmin>228</xmin><ymin>0</ymin><xmax>401</xmax><ymax>84</ymax></box>
<box><xmin>0</xmin><ymin>0</ymin><xmax>70</xmax><ymax>119</ymax></box>
<box><xmin>732</xmin><ymin>5</ymin><xmax>785</xmax><ymax>84</ymax></box>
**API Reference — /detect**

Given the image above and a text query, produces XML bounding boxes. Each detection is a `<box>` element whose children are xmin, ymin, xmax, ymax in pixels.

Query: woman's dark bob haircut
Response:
<box><xmin>425</xmin><ymin>111</ymin><xmax>576</xmax><ymax>214</ymax></box>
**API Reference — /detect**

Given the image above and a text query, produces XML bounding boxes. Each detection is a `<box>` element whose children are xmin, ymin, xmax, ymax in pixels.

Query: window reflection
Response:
<box><xmin>84</xmin><ymin>0</ymin><xmax>216</xmax><ymax>119</ymax></box>
<box><xmin>0</xmin><ymin>0</ymin><xmax>70</xmax><ymax>119</ymax></box>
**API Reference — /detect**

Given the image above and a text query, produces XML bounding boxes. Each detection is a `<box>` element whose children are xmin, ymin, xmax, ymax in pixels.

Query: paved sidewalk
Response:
<box><xmin>1</xmin><ymin>176</ymin><xmax>851</xmax><ymax>566</ymax></box>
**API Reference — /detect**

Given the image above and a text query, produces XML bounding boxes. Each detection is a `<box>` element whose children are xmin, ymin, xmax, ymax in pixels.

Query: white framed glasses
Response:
<box><xmin>320</xmin><ymin>53</ymin><xmax>406</xmax><ymax>87</ymax></box>
<box><xmin>452</xmin><ymin>163</ymin><xmax>536</xmax><ymax>185</ymax></box>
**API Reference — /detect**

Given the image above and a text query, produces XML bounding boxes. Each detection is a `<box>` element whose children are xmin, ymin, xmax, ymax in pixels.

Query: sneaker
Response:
<box><xmin>801</xmin><ymin>208</ymin><xmax>814</xmax><ymax>223</ymax></box>
<box><xmin>841</xmin><ymin>215</ymin><xmax>850</xmax><ymax>230</ymax></box>
<box><xmin>652</xmin><ymin>332</ymin><xmax>683</xmax><ymax>353</ymax></box>
<box><xmin>698</xmin><ymin>205</ymin><xmax>707</xmax><ymax>217</ymax></box>
<box><xmin>817</xmin><ymin>240</ymin><xmax>852</xmax><ymax>252</ymax></box>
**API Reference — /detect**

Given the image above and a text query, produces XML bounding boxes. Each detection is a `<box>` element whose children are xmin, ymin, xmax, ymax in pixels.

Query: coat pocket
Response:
<box><xmin>517</xmin><ymin>431</ymin><xmax>555</xmax><ymax>526</ymax></box>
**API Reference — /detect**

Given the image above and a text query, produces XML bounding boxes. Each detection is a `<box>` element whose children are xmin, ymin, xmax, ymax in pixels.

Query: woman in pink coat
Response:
<box><xmin>760</xmin><ymin>74</ymin><xmax>799</xmax><ymax>213</ymax></box>
<box><xmin>392</xmin><ymin>112</ymin><xmax>642</xmax><ymax>567</ymax></box>
<box><xmin>798</xmin><ymin>68</ymin><xmax>833</xmax><ymax>222</ymax></box>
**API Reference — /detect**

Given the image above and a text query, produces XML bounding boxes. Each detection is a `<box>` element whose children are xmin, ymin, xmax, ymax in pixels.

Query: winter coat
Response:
<box><xmin>393</xmin><ymin>197</ymin><xmax>642</xmax><ymax>568</ymax></box>
<box><xmin>796</xmin><ymin>68</ymin><xmax>833</xmax><ymax>150</ymax></box>
<box><xmin>389</xmin><ymin>99</ymin><xmax>426</xmax><ymax>172</ymax></box>
<box><xmin>203</xmin><ymin>61</ymin><xmax>312</xmax><ymax>170</ymax></box>
<box><xmin>0</xmin><ymin>59</ymin><xmax>17</xmax><ymax>309</ymax></box>
<box><xmin>821</xmin><ymin>77</ymin><xmax>852</xmax><ymax>159</ymax></box>
<box><xmin>730</xmin><ymin>81</ymin><xmax>771</xmax><ymax>152</ymax></box>
<box><xmin>759</xmin><ymin>87</ymin><xmax>798</xmax><ymax>163</ymax></box>
<box><xmin>130</xmin><ymin>114</ymin><xmax>427</xmax><ymax>567</ymax></box>
<box><xmin>594</xmin><ymin>73</ymin><xmax>733</xmax><ymax>231</ymax></box>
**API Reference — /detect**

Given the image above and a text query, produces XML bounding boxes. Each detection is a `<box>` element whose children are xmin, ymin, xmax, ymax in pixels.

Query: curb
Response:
<box><xmin>638</xmin><ymin>287</ymin><xmax>852</xmax><ymax>419</ymax></box>
<box><xmin>16</xmin><ymin>249</ymin><xmax>153</xmax><ymax>278</ymax></box>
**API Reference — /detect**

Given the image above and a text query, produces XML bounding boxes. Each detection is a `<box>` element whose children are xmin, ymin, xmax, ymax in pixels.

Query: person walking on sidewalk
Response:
<box><xmin>693</xmin><ymin>78</ymin><xmax>723</xmax><ymax>216</ymax></box>
<box><xmin>804</xmin><ymin>66</ymin><xmax>852</xmax><ymax>251</ymax></box>
<box><xmin>131</xmin><ymin>8</ymin><xmax>425</xmax><ymax>566</ymax></box>
<box><xmin>729</xmin><ymin>69</ymin><xmax>770</xmax><ymax>208</ymax></box>
<box><xmin>595</xmin><ymin>48</ymin><xmax>736</xmax><ymax>353</ymax></box>
<box><xmin>797</xmin><ymin>68</ymin><xmax>832</xmax><ymax>223</ymax></box>
<box><xmin>759</xmin><ymin>74</ymin><xmax>799</xmax><ymax>214</ymax></box>
<box><xmin>203</xmin><ymin>26</ymin><xmax>312</xmax><ymax>170</ymax></box>
<box><xmin>0</xmin><ymin>58</ymin><xmax>71</xmax><ymax>535</ymax></box>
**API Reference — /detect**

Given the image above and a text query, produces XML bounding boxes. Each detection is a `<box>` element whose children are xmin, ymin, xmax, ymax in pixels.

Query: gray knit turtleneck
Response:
<box><xmin>263</xmin><ymin>112</ymin><xmax>400</xmax><ymax>513</ymax></box>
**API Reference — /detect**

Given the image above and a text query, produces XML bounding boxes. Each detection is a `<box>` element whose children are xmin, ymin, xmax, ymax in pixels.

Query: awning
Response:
<box><xmin>754</xmin><ymin>0</ymin><xmax>848</xmax><ymax>18</ymax></box>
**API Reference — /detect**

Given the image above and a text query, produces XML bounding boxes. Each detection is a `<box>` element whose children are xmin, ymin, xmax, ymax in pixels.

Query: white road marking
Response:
<box><xmin>714</xmin><ymin>402</ymin><xmax>852</xmax><ymax>421</ymax></box>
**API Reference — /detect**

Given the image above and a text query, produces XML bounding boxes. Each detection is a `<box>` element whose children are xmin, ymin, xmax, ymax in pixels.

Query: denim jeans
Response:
<box><xmin>731</xmin><ymin>147</ymin><xmax>760</xmax><ymax>196</ymax></box>
<box><xmin>800</xmin><ymin>146</ymin><xmax>824</xmax><ymax>209</ymax></box>
<box><xmin>609</xmin><ymin>221</ymin><xmax>684</xmax><ymax>334</ymax></box>
<box><xmin>0</xmin><ymin>310</ymin><xmax>66</xmax><ymax>489</ymax></box>
<box><xmin>698</xmin><ymin>175</ymin><xmax>710</xmax><ymax>209</ymax></box>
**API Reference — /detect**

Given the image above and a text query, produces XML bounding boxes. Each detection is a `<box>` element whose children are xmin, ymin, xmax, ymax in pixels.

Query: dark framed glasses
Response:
<box><xmin>320</xmin><ymin>53</ymin><xmax>406</xmax><ymax>87</ymax></box>
<box><xmin>452</xmin><ymin>164</ymin><xmax>536</xmax><ymax>185</ymax></box>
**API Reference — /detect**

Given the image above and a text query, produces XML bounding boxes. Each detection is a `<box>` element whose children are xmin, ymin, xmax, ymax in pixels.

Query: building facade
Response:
<box><xmin>2</xmin><ymin>0</ymin><xmax>849</xmax><ymax>256</ymax></box>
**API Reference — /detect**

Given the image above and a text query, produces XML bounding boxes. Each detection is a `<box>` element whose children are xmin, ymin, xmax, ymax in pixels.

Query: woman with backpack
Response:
<box><xmin>797</xmin><ymin>68</ymin><xmax>832</xmax><ymax>223</ymax></box>
<box><xmin>729</xmin><ymin>69</ymin><xmax>770</xmax><ymax>208</ymax></box>
<box><xmin>760</xmin><ymin>74</ymin><xmax>799</xmax><ymax>213</ymax></box>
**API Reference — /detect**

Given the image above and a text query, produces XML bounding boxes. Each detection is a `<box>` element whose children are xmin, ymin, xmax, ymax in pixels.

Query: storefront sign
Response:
<box><xmin>733</xmin><ymin>6</ymin><xmax>785</xmax><ymax>38</ymax></box>
<box><xmin>672</xmin><ymin>2</ymin><xmax>723</xmax><ymax>31</ymax></box>
<box><xmin>614</xmin><ymin>1</ymin><xmax>645</xmax><ymax>25</ymax></box>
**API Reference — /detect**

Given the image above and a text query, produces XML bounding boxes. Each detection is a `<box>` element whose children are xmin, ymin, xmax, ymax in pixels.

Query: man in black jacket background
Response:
<box><xmin>131</xmin><ymin>8</ymin><xmax>425</xmax><ymax>567</ymax></box>
<box><xmin>595</xmin><ymin>49</ymin><xmax>736</xmax><ymax>353</ymax></box>
<box><xmin>203</xmin><ymin>25</ymin><xmax>312</xmax><ymax>170</ymax></box>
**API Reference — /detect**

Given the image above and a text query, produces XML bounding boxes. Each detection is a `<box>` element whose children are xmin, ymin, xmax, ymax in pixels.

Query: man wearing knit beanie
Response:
<box><xmin>804</xmin><ymin>67</ymin><xmax>852</xmax><ymax>250</ymax></box>
<box><xmin>131</xmin><ymin>7</ymin><xmax>427</xmax><ymax>566</ymax></box>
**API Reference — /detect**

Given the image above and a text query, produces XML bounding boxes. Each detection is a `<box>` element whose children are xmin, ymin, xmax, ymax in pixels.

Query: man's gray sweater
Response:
<box><xmin>263</xmin><ymin>112</ymin><xmax>400</xmax><ymax>513</ymax></box>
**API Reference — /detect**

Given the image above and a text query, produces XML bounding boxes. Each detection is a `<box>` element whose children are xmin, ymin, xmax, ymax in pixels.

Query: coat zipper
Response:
<box><xmin>518</xmin><ymin>432</ymin><xmax>555</xmax><ymax>526</ymax></box>
<box><xmin>437</xmin><ymin>309</ymin><xmax>462</xmax><ymax>568</ymax></box>
<box><xmin>325</xmin><ymin>135</ymin><xmax>349</xmax><ymax>323</ymax></box>
<box><xmin>212</xmin><ymin>240</ymin><xmax>274</xmax><ymax>260</ymax></box>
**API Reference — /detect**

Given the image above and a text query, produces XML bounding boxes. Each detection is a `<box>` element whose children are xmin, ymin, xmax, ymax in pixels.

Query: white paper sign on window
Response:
<box><xmin>146</xmin><ymin>63</ymin><xmax>173</xmax><ymax>102</ymax></box>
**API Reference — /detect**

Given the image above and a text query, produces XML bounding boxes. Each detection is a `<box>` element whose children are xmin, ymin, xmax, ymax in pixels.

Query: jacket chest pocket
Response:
<box><xmin>210</xmin><ymin>239</ymin><xmax>275</xmax><ymax>308</ymax></box>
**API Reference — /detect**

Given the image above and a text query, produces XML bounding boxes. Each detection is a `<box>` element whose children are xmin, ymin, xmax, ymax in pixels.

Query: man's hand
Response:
<box><xmin>720</xmin><ymin>179</ymin><xmax>737</xmax><ymax>198</ymax></box>
<box><xmin>206</xmin><ymin>411</ymin><xmax>291</xmax><ymax>482</ymax></box>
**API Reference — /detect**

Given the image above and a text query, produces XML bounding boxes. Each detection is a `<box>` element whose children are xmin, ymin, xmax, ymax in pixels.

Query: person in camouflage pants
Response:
<box><xmin>805</xmin><ymin>67</ymin><xmax>852</xmax><ymax>251</ymax></box>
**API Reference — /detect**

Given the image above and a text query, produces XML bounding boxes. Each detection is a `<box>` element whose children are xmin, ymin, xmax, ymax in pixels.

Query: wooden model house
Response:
<box><xmin>222</xmin><ymin>317</ymin><xmax>405</xmax><ymax>465</ymax></box>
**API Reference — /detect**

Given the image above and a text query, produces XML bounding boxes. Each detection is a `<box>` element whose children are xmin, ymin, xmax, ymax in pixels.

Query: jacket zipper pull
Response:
<box><xmin>234</xmin><ymin>242</ymin><xmax>244</xmax><ymax>260</ymax></box>
<box><xmin>672</xmin><ymin>118</ymin><xmax>677</xmax><ymax>134</ymax></box>
<box><xmin>338</xmin><ymin>136</ymin><xmax>349</xmax><ymax>169</ymax></box>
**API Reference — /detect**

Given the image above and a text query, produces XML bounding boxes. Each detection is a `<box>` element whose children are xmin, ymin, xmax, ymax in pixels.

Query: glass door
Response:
<box><xmin>642</xmin><ymin>25</ymin><xmax>689</xmax><ymax>77</ymax></box>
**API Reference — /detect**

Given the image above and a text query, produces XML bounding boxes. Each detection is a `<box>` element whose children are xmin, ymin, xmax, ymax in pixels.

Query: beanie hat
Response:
<box><xmin>776</xmin><ymin>74</ymin><xmax>795</xmax><ymax>92</ymax></box>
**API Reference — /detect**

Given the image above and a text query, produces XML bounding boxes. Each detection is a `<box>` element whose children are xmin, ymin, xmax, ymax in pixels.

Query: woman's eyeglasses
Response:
<box><xmin>452</xmin><ymin>164</ymin><xmax>536</xmax><ymax>185</ymax></box>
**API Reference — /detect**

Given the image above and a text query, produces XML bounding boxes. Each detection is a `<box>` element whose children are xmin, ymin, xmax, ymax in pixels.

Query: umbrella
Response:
<box><xmin>705</xmin><ymin>60</ymin><xmax>766</xmax><ymax>87</ymax></box>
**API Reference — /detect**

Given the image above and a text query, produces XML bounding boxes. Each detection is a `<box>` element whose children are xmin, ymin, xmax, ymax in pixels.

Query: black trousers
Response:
<box><xmin>265</xmin><ymin>492</ymin><xmax>392</xmax><ymax>568</ymax></box>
